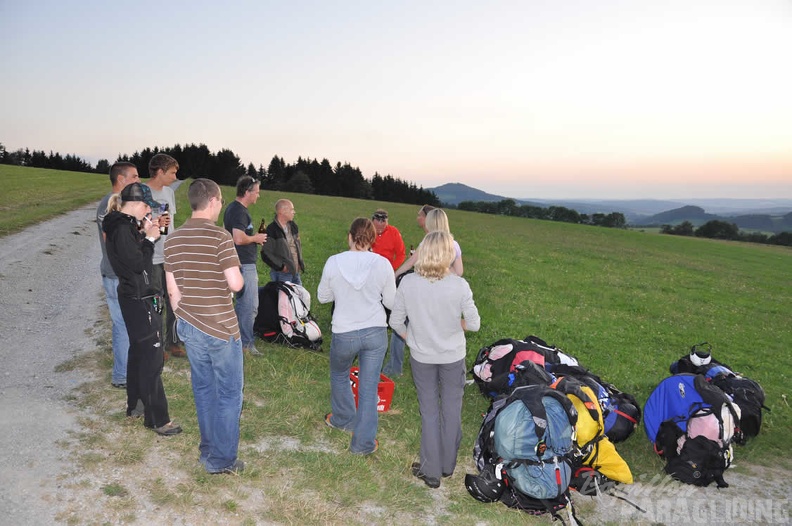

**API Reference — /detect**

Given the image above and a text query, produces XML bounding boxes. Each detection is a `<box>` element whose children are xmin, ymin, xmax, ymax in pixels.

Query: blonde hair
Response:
<box><xmin>415</xmin><ymin>231</ymin><xmax>455</xmax><ymax>281</ymax></box>
<box><xmin>349</xmin><ymin>217</ymin><xmax>376</xmax><ymax>250</ymax></box>
<box><xmin>425</xmin><ymin>208</ymin><xmax>451</xmax><ymax>234</ymax></box>
<box><xmin>106</xmin><ymin>193</ymin><xmax>123</xmax><ymax>214</ymax></box>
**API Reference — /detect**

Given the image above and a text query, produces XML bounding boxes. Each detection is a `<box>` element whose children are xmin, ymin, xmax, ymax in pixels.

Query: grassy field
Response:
<box><xmin>6</xmin><ymin>168</ymin><xmax>792</xmax><ymax>523</ymax></box>
<box><xmin>0</xmin><ymin>165</ymin><xmax>108</xmax><ymax>236</ymax></box>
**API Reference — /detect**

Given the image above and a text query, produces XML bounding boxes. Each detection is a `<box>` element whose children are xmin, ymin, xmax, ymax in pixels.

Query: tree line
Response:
<box><xmin>661</xmin><ymin>220</ymin><xmax>792</xmax><ymax>247</ymax></box>
<box><xmin>0</xmin><ymin>142</ymin><xmax>440</xmax><ymax>207</ymax></box>
<box><xmin>456</xmin><ymin>199</ymin><xmax>627</xmax><ymax>229</ymax></box>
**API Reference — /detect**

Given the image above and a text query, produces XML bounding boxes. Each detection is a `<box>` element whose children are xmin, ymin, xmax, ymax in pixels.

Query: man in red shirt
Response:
<box><xmin>370</xmin><ymin>209</ymin><xmax>405</xmax><ymax>271</ymax></box>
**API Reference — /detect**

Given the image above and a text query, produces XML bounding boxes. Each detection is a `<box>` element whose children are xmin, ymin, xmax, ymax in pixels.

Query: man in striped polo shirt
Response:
<box><xmin>164</xmin><ymin>178</ymin><xmax>246</xmax><ymax>475</ymax></box>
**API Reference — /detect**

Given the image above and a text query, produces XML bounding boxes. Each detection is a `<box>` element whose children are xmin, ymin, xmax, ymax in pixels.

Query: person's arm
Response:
<box><xmin>225</xmin><ymin>266</ymin><xmax>244</xmax><ymax>293</ymax></box>
<box><xmin>394</xmin><ymin>252</ymin><xmax>416</xmax><ymax>277</ymax></box>
<box><xmin>381</xmin><ymin>263</ymin><xmax>397</xmax><ymax>311</ymax></box>
<box><xmin>460</xmin><ymin>280</ymin><xmax>480</xmax><ymax>332</ymax></box>
<box><xmin>451</xmin><ymin>255</ymin><xmax>464</xmax><ymax>276</ymax></box>
<box><xmin>165</xmin><ymin>271</ymin><xmax>181</xmax><ymax>311</ymax></box>
<box><xmin>232</xmin><ymin>228</ymin><xmax>266</xmax><ymax>246</ymax></box>
<box><xmin>317</xmin><ymin>260</ymin><xmax>334</xmax><ymax>304</ymax></box>
<box><xmin>392</xmin><ymin>230</ymin><xmax>406</xmax><ymax>269</ymax></box>
<box><xmin>389</xmin><ymin>287</ymin><xmax>407</xmax><ymax>339</ymax></box>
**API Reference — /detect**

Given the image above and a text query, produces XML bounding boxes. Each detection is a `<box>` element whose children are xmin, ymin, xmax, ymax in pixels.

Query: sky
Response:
<box><xmin>2</xmin><ymin>0</ymin><xmax>791</xmax><ymax>200</ymax></box>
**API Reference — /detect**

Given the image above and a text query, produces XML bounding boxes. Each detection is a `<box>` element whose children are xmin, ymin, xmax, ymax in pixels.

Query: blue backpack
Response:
<box><xmin>471</xmin><ymin>385</ymin><xmax>578</xmax><ymax>517</ymax></box>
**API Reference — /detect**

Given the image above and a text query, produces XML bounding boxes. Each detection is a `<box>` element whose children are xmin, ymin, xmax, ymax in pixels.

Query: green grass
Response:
<box><xmin>0</xmin><ymin>165</ymin><xmax>108</xmax><ymax>236</ymax></box>
<box><xmin>6</xmin><ymin>168</ymin><xmax>792</xmax><ymax>523</ymax></box>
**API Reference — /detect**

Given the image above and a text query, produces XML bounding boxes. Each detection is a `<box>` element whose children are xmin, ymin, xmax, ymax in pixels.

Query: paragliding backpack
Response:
<box><xmin>644</xmin><ymin>374</ymin><xmax>741</xmax><ymax>488</ymax></box>
<box><xmin>253</xmin><ymin>281</ymin><xmax>322</xmax><ymax>351</ymax></box>
<box><xmin>470</xmin><ymin>385</ymin><xmax>579</xmax><ymax>519</ymax></box>
<box><xmin>470</xmin><ymin>336</ymin><xmax>579</xmax><ymax>398</ymax></box>
<box><xmin>550</xmin><ymin>376</ymin><xmax>634</xmax><ymax>494</ymax></box>
<box><xmin>670</xmin><ymin>343</ymin><xmax>768</xmax><ymax>443</ymax></box>
<box><xmin>549</xmin><ymin>364</ymin><xmax>642</xmax><ymax>444</ymax></box>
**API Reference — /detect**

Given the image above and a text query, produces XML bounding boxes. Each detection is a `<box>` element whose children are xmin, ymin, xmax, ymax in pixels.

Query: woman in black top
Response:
<box><xmin>103</xmin><ymin>182</ymin><xmax>181</xmax><ymax>436</ymax></box>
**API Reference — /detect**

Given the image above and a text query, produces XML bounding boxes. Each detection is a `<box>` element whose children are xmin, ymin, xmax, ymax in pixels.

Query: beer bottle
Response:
<box><xmin>258</xmin><ymin>218</ymin><xmax>267</xmax><ymax>234</ymax></box>
<box><xmin>159</xmin><ymin>203</ymin><xmax>170</xmax><ymax>235</ymax></box>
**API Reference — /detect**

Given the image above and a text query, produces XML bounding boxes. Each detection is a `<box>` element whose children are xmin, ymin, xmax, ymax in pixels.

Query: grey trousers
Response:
<box><xmin>410</xmin><ymin>357</ymin><xmax>466</xmax><ymax>479</ymax></box>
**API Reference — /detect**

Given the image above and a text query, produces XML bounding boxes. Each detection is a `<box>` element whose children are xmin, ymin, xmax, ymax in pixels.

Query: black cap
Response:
<box><xmin>121</xmin><ymin>182</ymin><xmax>161</xmax><ymax>208</ymax></box>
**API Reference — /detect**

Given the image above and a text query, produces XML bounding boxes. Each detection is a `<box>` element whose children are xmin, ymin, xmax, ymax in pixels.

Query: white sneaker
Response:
<box><xmin>244</xmin><ymin>345</ymin><xmax>263</xmax><ymax>356</ymax></box>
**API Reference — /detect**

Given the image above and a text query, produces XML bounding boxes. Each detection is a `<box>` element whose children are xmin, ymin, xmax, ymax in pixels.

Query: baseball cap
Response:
<box><xmin>121</xmin><ymin>182</ymin><xmax>161</xmax><ymax>208</ymax></box>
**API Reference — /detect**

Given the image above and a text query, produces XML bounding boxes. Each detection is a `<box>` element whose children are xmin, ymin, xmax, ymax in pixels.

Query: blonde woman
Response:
<box><xmin>385</xmin><ymin>208</ymin><xmax>463</xmax><ymax>377</ymax></box>
<box><xmin>389</xmin><ymin>231</ymin><xmax>480</xmax><ymax>488</ymax></box>
<box><xmin>103</xmin><ymin>182</ymin><xmax>181</xmax><ymax>436</ymax></box>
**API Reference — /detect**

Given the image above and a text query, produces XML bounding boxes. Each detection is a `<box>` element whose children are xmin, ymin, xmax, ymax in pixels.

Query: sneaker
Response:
<box><xmin>411</xmin><ymin>462</ymin><xmax>441</xmax><ymax>488</ymax></box>
<box><xmin>111</xmin><ymin>382</ymin><xmax>126</xmax><ymax>389</ymax></box>
<box><xmin>150</xmin><ymin>421</ymin><xmax>182</xmax><ymax>436</ymax></box>
<box><xmin>127</xmin><ymin>399</ymin><xmax>145</xmax><ymax>418</ymax></box>
<box><xmin>212</xmin><ymin>460</ymin><xmax>245</xmax><ymax>475</ymax></box>
<box><xmin>351</xmin><ymin>439</ymin><xmax>378</xmax><ymax>456</ymax></box>
<box><xmin>244</xmin><ymin>345</ymin><xmax>263</xmax><ymax>356</ymax></box>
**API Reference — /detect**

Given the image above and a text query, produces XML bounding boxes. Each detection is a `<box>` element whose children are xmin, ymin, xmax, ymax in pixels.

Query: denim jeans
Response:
<box><xmin>328</xmin><ymin>326</ymin><xmax>387</xmax><ymax>454</ymax></box>
<box><xmin>102</xmin><ymin>276</ymin><xmax>129</xmax><ymax>385</ymax></box>
<box><xmin>382</xmin><ymin>330</ymin><xmax>407</xmax><ymax>377</ymax></box>
<box><xmin>269</xmin><ymin>270</ymin><xmax>302</xmax><ymax>286</ymax></box>
<box><xmin>235</xmin><ymin>264</ymin><xmax>259</xmax><ymax>349</ymax></box>
<box><xmin>177</xmin><ymin>319</ymin><xmax>244</xmax><ymax>473</ymax></box>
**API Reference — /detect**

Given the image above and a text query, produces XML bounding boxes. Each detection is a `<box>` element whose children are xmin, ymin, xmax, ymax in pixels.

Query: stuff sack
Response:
<box><xmin>669</xmin><ymin>343</ymin><xmax>768</xmax><ymax>442</ymax></box>
<box><xmin>468</xmin><ymin>385</ymin><xmax>579</xmax><ymax>519</ymax></box>
<box><xmin>551</xmin><ymin>376</ymin><xmax>633</xmax><ymax>486</ymax></box>
<box><xmin>471</xmin><ymin>336</ymin><xmax>578</xmax><ymax>398</ymax></box>
<box><xmin>253</xmin><ymin>281</ymin><xmax>322</xmax><ymax>351</ymax></box>
<box><xmin>645</xmin><ymin>374</ymin><xmax>741</xmax><ymax>488</ymax></box>
<box><xmin>549</xmin><ymin>364</ymin><xmax>641</xmax><ymax>444</ymax></box>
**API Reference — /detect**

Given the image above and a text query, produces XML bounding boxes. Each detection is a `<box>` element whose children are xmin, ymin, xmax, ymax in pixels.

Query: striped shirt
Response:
<box><xmin>164</xmin><ymin>218</ymin><xmax>241</xmax><ymax>341</ymax></box>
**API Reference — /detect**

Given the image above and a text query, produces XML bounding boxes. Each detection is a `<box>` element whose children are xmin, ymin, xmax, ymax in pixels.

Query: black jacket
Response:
<box><xmin>261</xmin><ymin>219</ymin><xmax>304</xmax><ymax>274</ymax></box>
<box><xmin>102</xmin><ymin>210</ymin><xmax>161</xmax><ymax>299</ymax></box>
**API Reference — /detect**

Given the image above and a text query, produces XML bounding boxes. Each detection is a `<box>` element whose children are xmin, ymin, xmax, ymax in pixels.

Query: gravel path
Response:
<box><xmin>0</xmin><ymin>204</ymin><xmax>103</xmax><ymax>525</ymax></box>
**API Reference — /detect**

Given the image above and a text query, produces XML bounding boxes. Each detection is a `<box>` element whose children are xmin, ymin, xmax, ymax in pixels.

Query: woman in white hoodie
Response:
<box><xmin>318</xmin><ymin>218</ymin><xmax>397</xmax><ymax>455</ymax></box>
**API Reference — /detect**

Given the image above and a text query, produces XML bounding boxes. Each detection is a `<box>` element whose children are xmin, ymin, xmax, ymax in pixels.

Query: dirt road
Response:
<box><xmin>0</xmin><ymin>204</ymin><xmax>102</xmax><ymax>525</ymax></box>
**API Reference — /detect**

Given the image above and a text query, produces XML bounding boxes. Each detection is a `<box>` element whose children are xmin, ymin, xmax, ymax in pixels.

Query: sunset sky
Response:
<box><xmin>2</xmin><ymin>1</ymin><xmax>791</xmax><ymax>200</ymax></box>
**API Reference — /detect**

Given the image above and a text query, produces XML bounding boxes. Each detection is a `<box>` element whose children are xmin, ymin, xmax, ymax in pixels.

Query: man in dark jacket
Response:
<box><xmin>261</xmin><ymin>198</ymin><xmax>304</xmax><ymax>285</ymax></box>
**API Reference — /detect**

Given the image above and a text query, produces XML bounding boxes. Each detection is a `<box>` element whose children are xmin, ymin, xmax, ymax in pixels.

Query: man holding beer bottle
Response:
<box><xmin>223</xmin><ymin>176</ymin><xmax>267</xmax><ymax>356</ymax></box>
<box><xmin>148</xmin><ymin>153</ymin><xmax>187</xmax><ymax>359</ymax></box>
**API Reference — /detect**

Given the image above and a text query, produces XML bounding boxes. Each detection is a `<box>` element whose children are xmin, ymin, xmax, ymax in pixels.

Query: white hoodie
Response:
<box><xmin>317</xmin><ymin>250</ymin><xmax>396</xmax><ymax>334</ymax></box>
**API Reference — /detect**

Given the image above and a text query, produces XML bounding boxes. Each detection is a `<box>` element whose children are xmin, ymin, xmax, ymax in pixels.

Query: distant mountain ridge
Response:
<box><xmin>428</xmin><ymin>182</ymin><xmax>792</xmax><ymax>233</ymax></box>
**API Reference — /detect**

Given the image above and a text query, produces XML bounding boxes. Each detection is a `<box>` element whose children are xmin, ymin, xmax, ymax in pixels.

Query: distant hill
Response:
<box><xmin>429</xmin><ymin>183</ymin><xmax>529</xmax><ymax>206</ymax></box>
<box><xmin>429</xmin><ymin>182</ymin><xmax>792</xmax><ymax>232</ymax></box>
<box><xmin>633</xmin><ymin>207</ymin><xmax>792</xmax><ymax>233</ymax></box>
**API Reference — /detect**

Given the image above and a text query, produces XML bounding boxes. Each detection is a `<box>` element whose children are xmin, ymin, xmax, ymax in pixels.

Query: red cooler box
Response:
<box><xmin>349</xmin><ymin>367</ymin><xmax>395</xmax><ymax>412</ymax></box>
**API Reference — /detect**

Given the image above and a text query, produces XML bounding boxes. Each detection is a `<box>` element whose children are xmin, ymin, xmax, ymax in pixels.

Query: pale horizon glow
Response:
<box><xmin>1</xmin><ymin>0</ymin><xmax>791</xmax><ymax>200</ymax></box>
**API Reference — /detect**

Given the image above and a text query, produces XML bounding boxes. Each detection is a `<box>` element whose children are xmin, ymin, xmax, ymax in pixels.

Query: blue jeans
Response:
<box><xmin>235</xmin><ymin>264</ymin><xmax>259</xmax><ymax>349</ymax></box>
<box><xmin>103</xmin><ymin>276</ymin><xmax>129</xmax><ymax>384</ymax></box>
<box><xmin>328</xmin><ymin>326</ymin><xmax>387</xmax><ymax>454</ymax></box>
<box><xmin>177</xmin><ymin>319</ymin><xmax>244</xmax><ymax>473</ymax></box>
<box><xmin>382</xmin><ymin>330</ymin><xmax>407</xmax><ymax>377</ymax></box>
<box><xmin>269</xmin><ymin>270</ymin><xmax>301</xmax><ymax>286</ymax></box>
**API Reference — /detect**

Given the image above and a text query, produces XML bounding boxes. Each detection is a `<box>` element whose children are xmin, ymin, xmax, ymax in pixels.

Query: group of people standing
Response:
<box><xmin>319</xmin><ymin>205</ymin><xmax>480</xmax><ymax>488</ymax></box>
<box><xmin>96</xmin><ymin>165</ymin><xmax>479</xmax><ymax>485</ymax></box>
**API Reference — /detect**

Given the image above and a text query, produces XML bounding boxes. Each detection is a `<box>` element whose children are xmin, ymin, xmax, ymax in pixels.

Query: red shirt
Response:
<box><xmin>371</xmin><ymin>224</ymin><xmax>406</xmax><ymax>271</ymax></box>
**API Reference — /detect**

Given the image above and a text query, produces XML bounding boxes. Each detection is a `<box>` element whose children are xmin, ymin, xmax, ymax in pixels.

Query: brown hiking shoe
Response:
<box><xmin>168</xmin><ymin>344</ymin><xmax>187</xmax><ymax>358</ymax></box>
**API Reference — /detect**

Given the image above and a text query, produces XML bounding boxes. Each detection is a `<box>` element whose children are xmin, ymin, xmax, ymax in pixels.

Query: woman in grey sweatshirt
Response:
<box><xmin>390</xmin><ymin>231</ymin><xmax>480</xmax><ymax>488</ymax></box>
